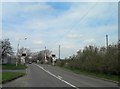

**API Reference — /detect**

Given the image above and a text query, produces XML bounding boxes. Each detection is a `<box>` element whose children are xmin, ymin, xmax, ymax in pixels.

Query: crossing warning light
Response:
<box><xmin>52</xmin><ymin>54</ymin><xmax>56</xmax><ymax>57</ymax></box>
<box><xmin>22</xmin><ymin>53</ymin><xmax>26</xmax><ymax>56</ymax></box>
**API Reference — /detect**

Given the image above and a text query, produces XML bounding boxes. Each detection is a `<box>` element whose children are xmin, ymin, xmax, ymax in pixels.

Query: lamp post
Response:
<box><xmin>59</xmin><ymin>45</ymin><xmax>60</xmax><ymax>60</ymax></box>
<box><xmin>16</xmin><ymin>37</ymin><xmax>27</xmax><ymax>66</ymax></box>
<box><xmin>44</xmin><ymin>46</ymin><xmax>47</xmax><ymax>63</ymax></box>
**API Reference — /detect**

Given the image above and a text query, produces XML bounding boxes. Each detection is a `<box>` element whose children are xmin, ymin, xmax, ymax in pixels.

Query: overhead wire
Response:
<box><xmin>55</xmin><ymin>2</ymin><xmax>98</xmax><ymax>45</ymax></box>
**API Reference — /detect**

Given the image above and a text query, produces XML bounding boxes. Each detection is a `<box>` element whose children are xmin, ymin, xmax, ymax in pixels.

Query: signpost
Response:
<box><xmin>21</xmin><ymin>53</ymin><xmax>26</xmax><ymax>65</ymax></box>
<box><xmin>16</xmin><ymin>37</ymin><xmax>27</xmax><ymax>66</ymax></box>
<box><xmin>52</xmin><ymin>54</ymin><xmax>56</xmax><ymax>66</ymax></box>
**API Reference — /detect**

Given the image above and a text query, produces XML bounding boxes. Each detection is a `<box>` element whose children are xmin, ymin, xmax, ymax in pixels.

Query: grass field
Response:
<box><xmin>0</xmin><ymin>73</ymin><xmax>2</xmax><ymax>83</ymax></box>
<box><xmin>1</xmin><ymin>72</ymin><xmax>25</xmax><ymax>84</ymax></box>
<box><xmin>2</xmin><ymin>64</ymin><xmax>27</xmax><ymax>70</ymax></box>
<box><xmin>0</xmin><ymin>64</ymin><xmax>27</xmax><ymax>84</ymax></box>
<box><xmin>62</xmin><ymin>67</ymin><xmax>120</xmax><ymax>83</ymax></box>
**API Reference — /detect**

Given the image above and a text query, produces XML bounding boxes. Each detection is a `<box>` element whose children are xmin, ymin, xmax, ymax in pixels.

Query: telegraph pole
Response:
<box><xmin>59</xmin><ymin>45</ymin><xmax>60</xmax><ymax>60</ymax></box>
<box><xmin>106</xmin><ymin>35</ymin><xmax>108</xmax><ymax>48</ymax></box>
<box><xmin>16</xmin><ymin>40</ymin><xmax>20</xmax><ymax>67</ymax></box>
<box><xmin>45</xmin><ymin>46</ymin><xmax>46</xmax><ymax>51</ymax></box>
<box><xmin>44</xmin><ymin>46</ymin><xmax>47</xmax><ymax>62</ymax></box>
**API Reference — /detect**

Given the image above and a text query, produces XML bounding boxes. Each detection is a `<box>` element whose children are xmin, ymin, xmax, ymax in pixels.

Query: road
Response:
<box><xmin>3</xmin><ymin>63</ymin><xmax>119</xmax><ymax>88</ymax></box>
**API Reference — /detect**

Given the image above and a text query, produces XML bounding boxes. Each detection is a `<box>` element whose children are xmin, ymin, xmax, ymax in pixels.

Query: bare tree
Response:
<box><xmin>18</xmin><ymin>47</ymin><xmax>31</xmax><ymax>62</ymax></box>
<box><xmin>0</xmin><ymin>38</ymin><xmax>13</xmax><ymax>59</ymax></box>
<box><xmin>35</xmin><ymin>49</ymin><xmax>52</xmax><ymax>63</ymax></box>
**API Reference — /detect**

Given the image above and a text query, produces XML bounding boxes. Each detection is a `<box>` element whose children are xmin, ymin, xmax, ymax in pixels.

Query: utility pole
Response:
<box><xmin>106</xmin><ymin>34</ymin><xmax>109</xmax><ymax>48</ymax></box>
<box><xmin>16</xmin><ymin>37</ymin><xmax>27</xmax><ymax>66</ymax></box>
<box><xmin>16</xmin><ymin>40</ymin><xmax>20</xmax><ymax>67</ymax></box>
<box><xmin>59</xmin><ymin>45</ymin><xmax>60</xmax><ymax>60</ymax></box>
<box><xmin>44</xmin><ymin>46</ymin><xmax>47</xmax><ymax>62</ymax></box>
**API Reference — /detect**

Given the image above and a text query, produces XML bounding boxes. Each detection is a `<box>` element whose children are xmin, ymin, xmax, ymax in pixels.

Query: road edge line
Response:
<box><xmin>34</xmin><ymin>64</ymin><xmax>79</xmax><ymax>89</ymax></box>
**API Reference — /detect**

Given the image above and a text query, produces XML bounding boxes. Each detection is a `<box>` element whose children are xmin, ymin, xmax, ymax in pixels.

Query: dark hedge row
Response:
<box><xmin>57</xmin><ymin>43</ymin><xmax>119</xmax><ymax>75</ymax></box>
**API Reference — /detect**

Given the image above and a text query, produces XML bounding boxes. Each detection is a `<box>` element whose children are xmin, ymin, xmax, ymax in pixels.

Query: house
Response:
<box><xmin>1</xmin><ymin>53</ymin><xmax>16</xmax><ymax>64</ymax></box>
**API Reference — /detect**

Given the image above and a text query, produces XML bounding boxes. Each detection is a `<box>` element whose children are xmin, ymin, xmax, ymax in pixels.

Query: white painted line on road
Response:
<box><xmin>39</xmin><ymin>66</ymin><xmax>44</xmax><ymax>69</ymax></box>
<box><xmin>34</xmin><ymin>64</ymin><xmax>79</xmax><ymax>89</ymax></box>
<box><xmin>57</xmin><ymin>75</ymin><xmax>62</xmax><ymax>79</ymax></box>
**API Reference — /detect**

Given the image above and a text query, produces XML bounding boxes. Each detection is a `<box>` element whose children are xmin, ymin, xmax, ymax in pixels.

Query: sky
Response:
<box><xmin>1</xmin><ymin>1</ymin><xmax>118</xmax><ymax>58</ymax></box>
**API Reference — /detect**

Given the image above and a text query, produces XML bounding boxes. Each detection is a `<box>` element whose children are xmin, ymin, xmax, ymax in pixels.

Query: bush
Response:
<box><xmin>57</xmin><ymin>43</ymin><xmax>119</xmax><ymax>75</ymax></box>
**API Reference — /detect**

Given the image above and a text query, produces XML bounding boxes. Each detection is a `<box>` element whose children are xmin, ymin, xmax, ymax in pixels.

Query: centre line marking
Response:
<box><xmin>34</xmin><ymin>64</ymin><xmax>79</xmax><ymax>89</ymax></box>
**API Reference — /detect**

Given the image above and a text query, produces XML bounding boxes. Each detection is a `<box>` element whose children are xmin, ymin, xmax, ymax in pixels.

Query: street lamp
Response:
<box><xmin>25</xmin><ymin>37</ymin><xmax>27</xmax><ymax>40</ymax></box>
<box><xmin>16</xmin><ymin>37</ymin><xmax>27</xmax><ymax>66</ymax></box>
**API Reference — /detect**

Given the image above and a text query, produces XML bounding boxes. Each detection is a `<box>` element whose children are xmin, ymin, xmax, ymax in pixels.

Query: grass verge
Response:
<box><xmin>2</xmin><ymin>64</ymin><xmax>27</xmax><ymax>70</ymax></box>
<box><xmin>61</xmin><ymin>66</ymin><xmax>120</xmax><ymax>83</ymax></box>
<box><xmin>0</xmin><ymin>73</ymin><xmax>1</xmax><ymax>83</ymax></box>
<box><xmin>1</xmin><ymin>72</ymin><xmax>25</xmax><ymax>84</ymax></box>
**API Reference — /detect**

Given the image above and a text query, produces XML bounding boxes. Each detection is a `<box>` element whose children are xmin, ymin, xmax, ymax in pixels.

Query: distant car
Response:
<box><xmin>29</xmin><ymin>61</ymin><xmax>32</xmax><ymax>64</ymax></box>
<box><xmin>32</xmin><ymin>60</ymin><xmax>37</xmax><ymax>63</ymax></box>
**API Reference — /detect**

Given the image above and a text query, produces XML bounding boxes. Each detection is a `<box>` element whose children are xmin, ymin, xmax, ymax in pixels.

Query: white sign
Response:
<box><xmin>21</xmin><ymin>56</ymin><xmax>25</xmax><ymax>64</ymax></box>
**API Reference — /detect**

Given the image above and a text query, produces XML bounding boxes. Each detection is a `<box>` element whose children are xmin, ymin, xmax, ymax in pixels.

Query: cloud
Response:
<box><xmin>1</xmin><ymin>0</ymin><xmax>119</xmax><ymax>2</ymax></box>
<box><xmin>0</xmin><ymin>2</ymin><xmax>2</xmax><ymax>39</ymax></box>
<box><xmin>33</xmin><ymin>40</ymin><xmax>44</xmax><ymax>45</ymax></box>
<box><xmin>83</xmin><ymin>38</ymin><xmax>95</xmax><ymax>44</ymax></box>
<box><xmin>67</xmin><ymin>34</ymin><xmax>82</xmax><ymax>39</ymax></box>
<box><xmin>2</xmin><ymin>2</ymin><xmax>118</xmax><ymax>58</ymax></box>
<box><xmin>66</xmin><ymin>30</ymin><xmax>83</xmax><ymax>40</ymax></box>
<box><xmin>22</xmin><ymin>3</ymin><xmax>53</xmax><ymax>13</ymax></box>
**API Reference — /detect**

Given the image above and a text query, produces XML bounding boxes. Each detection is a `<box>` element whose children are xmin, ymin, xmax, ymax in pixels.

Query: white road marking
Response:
<box><xmin>34</xmin><ymin>64</ymin><xmax>79</xmax><ymax>89</ymax></box>
<box><xmin>57</xmin><ymin>75</ymin><xmax>62</xmax><ymax>79</ymax></box>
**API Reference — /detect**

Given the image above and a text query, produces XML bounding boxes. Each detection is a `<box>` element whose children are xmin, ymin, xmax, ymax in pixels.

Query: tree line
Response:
<box><xmin>57</xmin><ymin>43</ymin><xmax>119</xmax><ymax>75</ymax></box>
<box><xmin>1</xmin><ymin>38</ymin><xmax>119</xmax><ymax>75</ymax></box>
<box><xmin>0</xmin><ymin>38</ymin><xmax>53</xmax><ymax>64</ymax></box>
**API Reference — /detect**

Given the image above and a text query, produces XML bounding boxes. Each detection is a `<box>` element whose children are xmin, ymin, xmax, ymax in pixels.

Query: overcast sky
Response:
<box><xmin>1</xmin><ymin>1</ymin><xmax>118</xmax><ymax>58</ymax></box>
